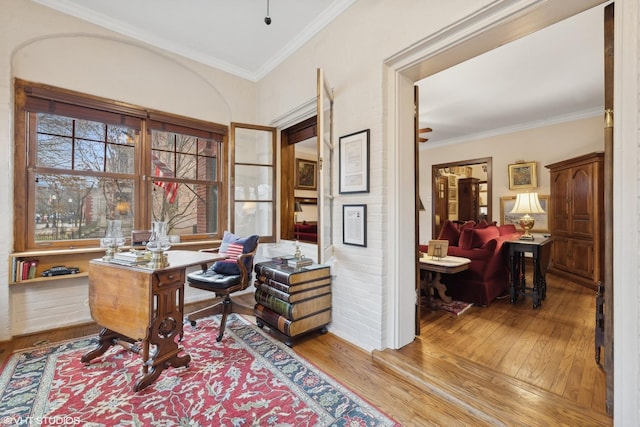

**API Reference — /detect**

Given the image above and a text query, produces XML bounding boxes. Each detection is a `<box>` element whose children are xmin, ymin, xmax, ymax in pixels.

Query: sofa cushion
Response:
<box><xmin>498</xmin><ymin>224</ymin><xmax>518</xmax><ymax>236</ymax></box>
<box><xmin>458</xmin><ymin>228</ymin><xmax>474</xmax><ymax>250</ymax></box>
<box><xmin>472</xmin><ymin>226</ymin><xmax>500</xmax><ymax>248</ymax></box>
<box><xmin>437</xmin><ymin>220</ymin><xmax>461</xmax><ymax>246</ymax></box>
<box><xmin>459</xmin><ymin>226</ymin><xmax>499</xmax><ymax>250</ymax></box>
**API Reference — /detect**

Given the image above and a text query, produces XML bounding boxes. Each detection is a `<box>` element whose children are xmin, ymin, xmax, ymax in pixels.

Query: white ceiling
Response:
<box><xmin>32</xmin><ymin>0</ymin><xmax>357</xmax><ymax>81</ymax></box>
<box><xmin>32</xmin><ymin>0</ymin><xmax>606</xmax><ymax>146</ymax></box>
<box><xmin>417</xmin><ymin>3</ymin><xmax>606</xmax><ymax>146</ymax></box>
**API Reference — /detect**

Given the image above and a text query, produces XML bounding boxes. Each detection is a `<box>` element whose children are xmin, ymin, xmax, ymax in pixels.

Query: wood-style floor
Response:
<box><xmin>0</xmin><ymin>273</ymin><xmax>612</xmax><ymax>426</ymax></box>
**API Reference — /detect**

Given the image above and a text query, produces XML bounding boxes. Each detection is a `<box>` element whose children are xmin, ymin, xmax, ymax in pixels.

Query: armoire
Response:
<box><xmin>545</xmin><ymin>152</ymin><xmax>604</xmax><ymax>289</ymax></box>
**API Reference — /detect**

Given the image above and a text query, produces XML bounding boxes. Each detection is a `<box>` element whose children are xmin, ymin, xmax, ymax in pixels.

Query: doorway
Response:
<box><xmin>386</xmin><ymin>0</ymin><xmax>616</xmax><ymax>411</ymax></box>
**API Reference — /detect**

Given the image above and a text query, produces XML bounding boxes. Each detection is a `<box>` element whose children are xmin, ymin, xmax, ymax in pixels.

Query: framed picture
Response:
<box><xmin>500</xmin><ymin>194</ymin><xmax>550</xmax><ymax>232</ymax></box>
<box><xmin>295</xmin><ymin>159</ymin><xmax>317</xmax><ymax>190</ymax></box>
<box><xmin>508</xmin><ymin>161</ymin><xmax>538</xmax><ymax>189</ymax></box>
<box><xmin>448</xmin><ymin>175</ymin><xmax>457</xmax><ymax>188</ymax></box>
<box><xmin>448</xmin><ymin>201</ymin><xmax>457</xmax><ymax>213</ymax></box>
<box><xmin>343</xmin><ymin>204</ymin><xmax>367</xmax><ymax>247</ymax></box>
<box><xmin>339</xmin><ymin>129</ymin><xmax>370</xmax><ymax>193</ymax></box>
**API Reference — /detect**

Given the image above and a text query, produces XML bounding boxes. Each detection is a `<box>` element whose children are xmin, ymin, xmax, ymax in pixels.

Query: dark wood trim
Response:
<box><xmin>603</xmin><ymin>2</ymin><xmax>614</xmax><ymax>415</ymax></box>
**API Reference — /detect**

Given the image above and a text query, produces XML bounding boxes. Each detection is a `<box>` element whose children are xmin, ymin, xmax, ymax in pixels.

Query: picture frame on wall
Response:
<box><xmin>339</xmin><ymin>129</ymin><xmax>370</xmax><ymax>194</ymax></box>
<box><xmin>500</xmin><ymin>194</ymin><xmax>550</xmax><ymax>232</ymax></box>
<box><xmin>508</xmin><ymin>161</ymin><xmax>538</xmax><ymax>190</ymax></box>
<box><xmin>295</xmin><ymin>159</ymin><xmax>317</xmax><ymax>190</ymax></box>
<box><xmin>343</xmin><ymin>204</ymin><xmax>367</xmax><ymax>247</ymax></box>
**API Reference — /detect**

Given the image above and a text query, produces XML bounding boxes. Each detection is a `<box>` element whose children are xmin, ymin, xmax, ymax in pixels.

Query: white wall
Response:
<box><xmin>419</xmin><ymin>115</ymin><xmax>604</xmax><ymax>243</ymax></box>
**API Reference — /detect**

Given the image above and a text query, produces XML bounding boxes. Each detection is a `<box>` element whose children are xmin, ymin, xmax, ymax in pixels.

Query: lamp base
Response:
<box><xmin>518</xmin><ymin>214</ymin><xmax>536</xmax><ymax>240</ymax></box>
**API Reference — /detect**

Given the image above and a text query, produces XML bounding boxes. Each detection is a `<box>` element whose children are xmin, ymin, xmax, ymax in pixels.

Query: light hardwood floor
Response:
<box><xmin>0</xmin><ymin>273</ymin><xmax>612</xmax><ymax>426</ymax></box>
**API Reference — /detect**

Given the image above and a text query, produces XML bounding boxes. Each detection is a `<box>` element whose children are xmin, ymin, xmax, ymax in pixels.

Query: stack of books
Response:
<box><xmin>110</xmin><ymin>251</ymin><xmax>148</xmax><ymax>266</ymax></box>
<box><xmin>287</xmin><ymin>257</ymin><xmax>313</xmax><ymax>268</ymax></box>
<box><xmin>253</xmin><ymin>261</ymin><xmax>331</xmax><ymax>343</ymax></box>
<box><xmin>11</xmin><ymin>259</ymin><xmax>38</xmax><ymax>282</ymax></box>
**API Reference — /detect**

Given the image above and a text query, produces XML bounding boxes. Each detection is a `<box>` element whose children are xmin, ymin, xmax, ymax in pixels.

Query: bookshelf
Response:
<box><xmin>8</xmin><ymin>241</ymin><xmax>222</xmax><ymax>286</ymax></box>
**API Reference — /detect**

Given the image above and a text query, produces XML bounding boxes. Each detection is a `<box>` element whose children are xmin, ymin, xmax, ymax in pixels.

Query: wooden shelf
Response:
<box><xmin>8</xmin><ymin>241</ymin><xmax>221</xmax><ymax>286</ymax></box>
<box><xmin>10</xmin><ymin>272</ymin><xmax>89</xmax><ymax>286</ymax></box>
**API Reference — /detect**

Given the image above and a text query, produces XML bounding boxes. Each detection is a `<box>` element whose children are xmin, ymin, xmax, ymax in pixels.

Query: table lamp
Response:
<box><xmin>510</xmin><ymin>192</ymin><xmax>544</xmax><ymax>240</ymax></box>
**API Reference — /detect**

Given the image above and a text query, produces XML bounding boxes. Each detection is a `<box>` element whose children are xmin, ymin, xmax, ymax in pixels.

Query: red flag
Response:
<box><xmin>152</xmin><ymin>155</ymin><xmax>178</xmax><ymax>203</ymax></box>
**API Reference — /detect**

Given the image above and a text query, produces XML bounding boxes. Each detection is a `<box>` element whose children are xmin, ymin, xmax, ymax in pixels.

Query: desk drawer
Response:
<box><xmin>155</xmin><ymin>270</ymin><xmax>185</xmax><ymax>287</ymax></box>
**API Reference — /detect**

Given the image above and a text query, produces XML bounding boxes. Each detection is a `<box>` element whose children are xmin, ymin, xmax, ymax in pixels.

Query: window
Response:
<box><xmin>14</xmin><ymin>79</ymin><xmax>228</xmax><ymax>250</ymax></box>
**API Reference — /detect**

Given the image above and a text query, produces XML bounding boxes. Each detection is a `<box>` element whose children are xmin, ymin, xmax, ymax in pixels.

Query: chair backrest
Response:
<box><xmin>236</xmin><ymin>238</ymin><xmax>259</xmax><ymax>289</ymax></box>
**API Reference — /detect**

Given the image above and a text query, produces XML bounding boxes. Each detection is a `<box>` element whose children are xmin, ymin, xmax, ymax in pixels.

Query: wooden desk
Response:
<box><xmin>81</xmin><ymin>250</ymin><xmax>223</xmax><ymax>391</ymax></box>
<box><xmin>419</xmin><ymin>255</ymin><xmax>471</xmax><ymax>309</ymax></box>
<box><xmin>505</xmin><ymin>236</ymin><xmax>553</xmax><ymax>309</ymax></box>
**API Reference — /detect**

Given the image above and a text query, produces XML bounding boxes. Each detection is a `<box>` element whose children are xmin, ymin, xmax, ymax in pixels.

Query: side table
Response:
<box><xmin>505</xmin><ymin>236</ymin><xmax>553</xmax><ymax>308</ymax></box>
<box><xmin>419</xmin><ymin>255</ymin><xmax>471</xmax><ymax>309</ymax></box>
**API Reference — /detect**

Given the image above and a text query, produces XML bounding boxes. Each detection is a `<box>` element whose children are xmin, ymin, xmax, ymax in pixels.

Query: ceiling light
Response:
<box><xmin>264</xmin><ymin>0</ymin><xmax>272</xmax><ymax>25</ymax></box>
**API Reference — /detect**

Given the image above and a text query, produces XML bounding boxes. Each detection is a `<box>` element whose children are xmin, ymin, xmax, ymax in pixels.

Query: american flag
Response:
<box><xmin>152</xmin><ymin>155</ymin><xmax>178</xmax><ymax>203</ymax></box>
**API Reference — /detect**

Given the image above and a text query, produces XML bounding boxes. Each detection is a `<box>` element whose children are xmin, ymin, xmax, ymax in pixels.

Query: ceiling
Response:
<box><xmin>33</xmin><ymin>0</ymin><xmax>606</xmax><ymax>146</ymax></box>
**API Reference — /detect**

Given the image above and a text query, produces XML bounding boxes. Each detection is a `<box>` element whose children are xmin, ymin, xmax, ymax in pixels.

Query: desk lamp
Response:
<box><xmin>510</xmin><ymin>192</ymin><xmax>545</xmax><ymax>240</ymax></box>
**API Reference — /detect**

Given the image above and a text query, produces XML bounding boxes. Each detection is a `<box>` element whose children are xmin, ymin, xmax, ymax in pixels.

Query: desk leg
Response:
<box><xmin>432</xmin><ymin>272</ymin><xmax>452</xmax><ymax>303</ymax></box>
<box><xmin>134</xmin><ymin>284</ymin><xmax>191</xmax><ymax>392</ymax></box>
<box><xmin>81</xmin><ymin>328</ymin><xmax>127</xmax><ymax>364</ymax></box>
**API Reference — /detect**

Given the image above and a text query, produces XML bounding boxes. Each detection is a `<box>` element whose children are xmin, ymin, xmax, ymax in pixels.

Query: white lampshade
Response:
<box><xmin>510</xmin><ymin>192</ymin><xmax>545</xmax><ymax>214</ymax></box>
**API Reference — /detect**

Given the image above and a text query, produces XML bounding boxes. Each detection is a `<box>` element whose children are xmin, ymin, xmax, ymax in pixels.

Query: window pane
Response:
<box><xmin>176</xmin><ymin>134</ymin><xmax>198</xmax><ymax>155</ymax></box>
<box><xmin>235</xmin><ymin>201</ymin><xmax>272</xmax><ymax>236</ymax></box>
<box><xmin>75</xmin><ymin>140</ymin><xmax>105</xmax><ymax>171</ymax></box>
<box><xmin>151</xmin><ymin>130</ymin><xmax>175</xmax><ymax>151</ymax></box>
<box><xmin>35</xmin><ymin>174</ymin><xmax>134</xmax><ymax>242</ymax></box>
<box><xmin>151</xmin><ymin>182</ymin><xmax>218</xmax><ymax>236</ymax></box>
<box><xmin>234</xmin><ymin>165</ymin><xmax>273</xmax><ymax>200</ymax></box>
<box><xmin>37</xmin><ymin>113</ymin><xmax>73</xmax><ymax>137</ymax></box>
<box><xmin>37</xmin><ymin>134</ymin><xmax>72</xmax><ymax>168</ymax></box>
<box><xmin>176</xmin><ymin>153</ymin><xmax>197</xmax><ymax>180</ymax></box>
<box><xmin>235</xmin><ymin>128</ymin><xmax>273</xmax><ymax>164</ymax></box>
<box><xmin>75</xmin><ymin>118</ymin><xmax>106</xmax><ymax>141</ymax></box>
<box><xmin>106</xmin><ymin>143</ymin><xmax>135</xmax><ymax>174</ymax></box>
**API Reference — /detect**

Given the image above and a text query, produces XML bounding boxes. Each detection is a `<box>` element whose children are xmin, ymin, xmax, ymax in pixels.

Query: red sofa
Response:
<box><xmin>294</xmin><ymin>221</ymin><xmax>317</xmax><ymax>243</ymax></box>
<box><xmin>420</xmin><ymin>220</ymin><xmax>522</xmax><ymax>306</ymax></box>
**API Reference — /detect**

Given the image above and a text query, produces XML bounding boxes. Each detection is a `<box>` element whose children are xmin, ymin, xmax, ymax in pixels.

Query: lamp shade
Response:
<box><xmin>510</xmin><ymin>192</ymin><xmax>545</xmax><ymax>214</ymax></box>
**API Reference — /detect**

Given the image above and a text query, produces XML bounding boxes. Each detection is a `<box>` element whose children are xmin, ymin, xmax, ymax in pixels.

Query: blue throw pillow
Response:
<box><xmin>213</xmin><ymin>233</ymin><xmax>259</xmax><ymax>275</ymax></box>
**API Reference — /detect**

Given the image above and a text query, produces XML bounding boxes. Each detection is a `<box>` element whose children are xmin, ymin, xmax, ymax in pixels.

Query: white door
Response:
<box><xmin>317</xmin><ymin>69</ymin><xmax>334</xmax><ymax>263</ymax></box>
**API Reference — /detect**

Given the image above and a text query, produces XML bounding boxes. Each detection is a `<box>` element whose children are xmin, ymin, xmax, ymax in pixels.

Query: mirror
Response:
<box><xmin>431</xmin><ymin>157</ymin><xmax>492</xmax><ymax>238</ymax></box>
<box><xmin>279</xmin><ymin>116</ymin><xmax>319</xmax><ymax>245</ymax></box>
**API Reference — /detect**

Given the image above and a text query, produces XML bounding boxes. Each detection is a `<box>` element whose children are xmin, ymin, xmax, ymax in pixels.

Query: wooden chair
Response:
<box><xmin>186</xmin><ymin>237</ymin><xmax>258</xmax><ymax>342</ymax></box>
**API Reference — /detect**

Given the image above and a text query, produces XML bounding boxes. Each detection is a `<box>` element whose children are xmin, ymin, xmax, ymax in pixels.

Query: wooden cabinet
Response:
<box><xmin>457</xmin><ymin>178</ymin><xmax>480</xmax><ymax>222</ymax></box>
<box><xmin>546</xmin><ymin>152</ymin><xmax>604</xmax><ymax>288</ymax></box>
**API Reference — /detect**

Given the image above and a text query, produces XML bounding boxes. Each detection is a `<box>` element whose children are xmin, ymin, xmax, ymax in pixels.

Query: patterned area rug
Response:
<box><xmin>0</xmin><ymin>315</ymin><xmax>398</xmax><ymax>426</ymax></box>
<box><xmin>434</xmin><ymin>299</ymin><xmax>473</xmax><ymax>316</ymax></box>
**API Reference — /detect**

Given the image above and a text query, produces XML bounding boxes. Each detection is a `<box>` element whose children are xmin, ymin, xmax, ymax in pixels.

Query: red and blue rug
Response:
<box><xmin>0</xmin><ymin>315</ymin><xmax>398</xmax><ymax>426</ymax></box>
